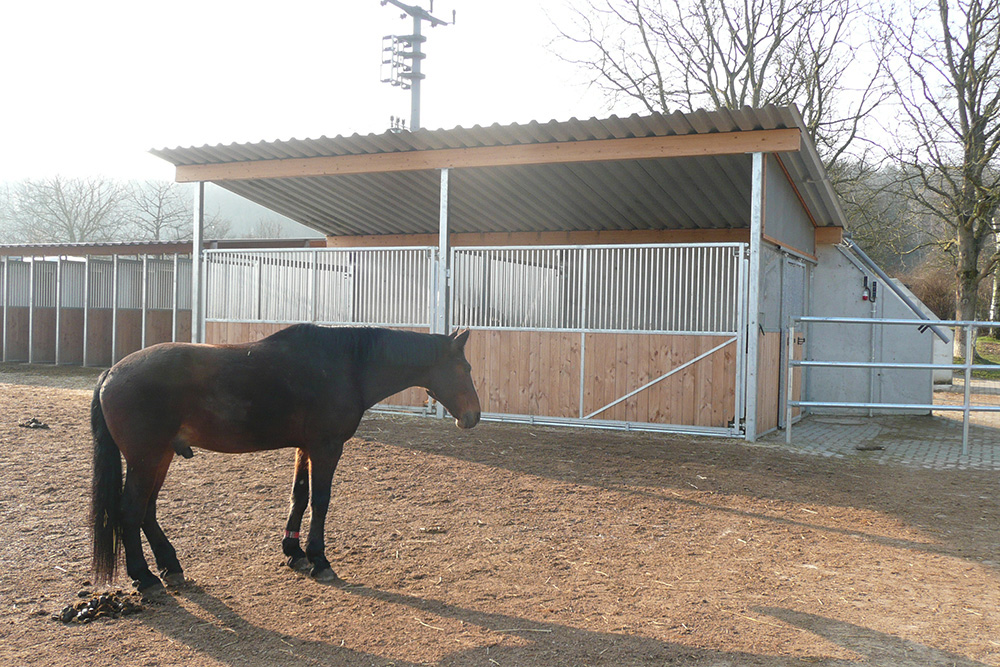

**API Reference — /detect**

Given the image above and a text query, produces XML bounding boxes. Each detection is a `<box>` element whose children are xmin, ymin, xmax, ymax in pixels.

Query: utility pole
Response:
<box><xmin>380</xmin><ymin>0</ymin><xmax>454</xmax><ymax>130</ymax></box>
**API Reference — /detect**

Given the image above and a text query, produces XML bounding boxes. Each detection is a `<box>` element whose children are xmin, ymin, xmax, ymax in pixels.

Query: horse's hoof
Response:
<box><xmin>162</xmin><ymin>571</ymin><xmax>186</xmax><ymax>588</ymax></box>
<box><xmin>135</xmin><ymin>578</ymin><xmax>166</xmax><ymax>602</ymax></box>
<box><xmin>134</xmin><ymin>575</ymin><xmax>164</xmax><ymax>593</ymax></box>
<box><xmin>288</xmin><ymin>556</ymin><xmax>311</xmax><ymax>572</ymax></box>
<box><xmin>311</xmin><ymin>567</ymin><xmax>341</xmax><ymax>583</ymax></box>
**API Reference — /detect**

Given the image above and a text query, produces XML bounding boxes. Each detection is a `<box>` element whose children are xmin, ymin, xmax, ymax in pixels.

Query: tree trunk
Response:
<box><xmin>955</xmin><ymin>223</ymin><xmax>980</xmax><ymax>359</ymax></box>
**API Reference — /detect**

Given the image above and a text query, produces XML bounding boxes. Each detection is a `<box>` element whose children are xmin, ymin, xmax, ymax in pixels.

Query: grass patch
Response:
<box><xmin>954</xmin><ymin>335</ymin><xmax>1000</xmax><ymax>380</ymax></box>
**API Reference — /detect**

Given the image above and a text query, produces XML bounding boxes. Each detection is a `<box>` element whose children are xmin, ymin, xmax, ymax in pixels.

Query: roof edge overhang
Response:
<box><xmin>173</xmin><ymin>128</ymin><xmax>801</xmax><ymax>183</ymax></box>
<box><xmin>0</xmin><ymin>238</ymin><xmax>325</xmax><ymax>258</ymax></box>
<box><xmin>150</xmin><ymin>106</ymin><xmax>849</xmax><ymax>233</ymax></box>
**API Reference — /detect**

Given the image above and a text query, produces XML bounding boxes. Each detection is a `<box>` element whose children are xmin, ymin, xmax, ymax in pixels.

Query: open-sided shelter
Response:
<box><xmin>5</xmin><ymin>105</ymin><xmax>941</xmax><ymax>440</ymax></box>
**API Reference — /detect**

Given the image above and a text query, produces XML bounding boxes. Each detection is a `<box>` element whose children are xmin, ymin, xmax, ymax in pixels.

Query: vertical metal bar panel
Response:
<box><xmin>172</xmin><ymin>254</ymin><xmax>179</xmax><ymax>342</ymax></box>
<box><xmin>141</xmin><ymin>255</ymin><xmax>148</xmax><ymax>349</ymax></box>
<box><xmin>710</xmin><ymin>248</ymin><xmax>718</xmax><ymax>331</ymax></box>
<box><xmin>310</xmin><ymin>250</ymin><xmax>317</xmax><ymax>323</ymax></box>
<box><xmin>111</xmin><ymin>255</ymin><xmax>119</xmax><ymax>365</ymax></box>
<box><xmin>255</xmin><ymin>256</ymin><xmax>263</xmax><ymax>321</ymax></box>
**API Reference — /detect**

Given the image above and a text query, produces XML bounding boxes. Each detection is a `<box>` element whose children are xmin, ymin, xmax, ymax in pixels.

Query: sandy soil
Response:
<box><xmin>1</xmin><ymin>365</ymin><xmax>999</xmax><ymax>666</ymax></box>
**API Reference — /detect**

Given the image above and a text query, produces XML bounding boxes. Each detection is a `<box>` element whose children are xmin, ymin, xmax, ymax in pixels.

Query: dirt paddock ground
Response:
<box><xmin>2</xmin><ymin>363</ymin><xmax>999</xmax><ymax>666</ymax></box>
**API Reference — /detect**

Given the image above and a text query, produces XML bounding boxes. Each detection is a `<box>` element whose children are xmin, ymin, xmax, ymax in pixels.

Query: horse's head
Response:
<box><xmin>426</xmin><ymin>330</ymin><xmax>481</xmax><ymax>429</ymax></box>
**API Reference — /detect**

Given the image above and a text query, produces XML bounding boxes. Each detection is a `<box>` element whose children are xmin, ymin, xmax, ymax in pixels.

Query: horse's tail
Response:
<box><xmin>90</xmin><ymin>370</ymin><xmax>122</xmax><ymax>583</ymax></box>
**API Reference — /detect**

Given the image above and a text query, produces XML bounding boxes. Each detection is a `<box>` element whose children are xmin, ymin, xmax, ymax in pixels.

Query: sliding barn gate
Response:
<box><xmin>203</xmin><ymin>243</ymin><xmax>748</xmax><ymax>435</ymax></box>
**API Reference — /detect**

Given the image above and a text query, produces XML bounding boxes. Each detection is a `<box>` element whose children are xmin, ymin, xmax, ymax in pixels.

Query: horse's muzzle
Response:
<box><xmin>456</xmin><ymin>411</ymin><xmax>481</xmax><ymax>429</ymax></box>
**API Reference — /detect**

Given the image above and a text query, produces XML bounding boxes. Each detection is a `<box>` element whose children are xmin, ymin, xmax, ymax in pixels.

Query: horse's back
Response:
<box><xmin>99</xmin><ymin>337</ymin><xmax>344</xmax><ymax>457</ymax></box>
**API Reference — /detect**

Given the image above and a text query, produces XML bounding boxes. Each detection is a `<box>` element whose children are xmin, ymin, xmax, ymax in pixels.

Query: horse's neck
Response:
<box><xmin>359</xmin><ymin>360</ymin><xmax>428</xmax><ymax>409</ymax></box>
<box><xmin>356</xmin><ymin>331</ymin><xmax>436</xmax><ymax>409</ymax></box>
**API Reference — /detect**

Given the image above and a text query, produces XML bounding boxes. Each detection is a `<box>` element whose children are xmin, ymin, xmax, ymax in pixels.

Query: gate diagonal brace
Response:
<box><xmin>584</xmin><ymin>337</ymin><xmax>737</xmax><ymax>420</ymax></box>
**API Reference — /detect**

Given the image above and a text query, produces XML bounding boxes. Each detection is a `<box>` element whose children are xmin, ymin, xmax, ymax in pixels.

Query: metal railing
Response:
<box><xmin>204</xmin><ymin>247</ymin><xmax>436</xmax><ymax>329</ymax></box>
<box><xmin>785</xmin><ymin>316</ymin><xmax>999</xmax><ymax>455</ymax></box>
<box><xmin>451</xmin><ymin>243</ymin><xmax>745</xmax><ymax>335</ymax></box>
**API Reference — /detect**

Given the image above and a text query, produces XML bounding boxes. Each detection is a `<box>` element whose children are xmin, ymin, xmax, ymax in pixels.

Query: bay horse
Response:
<box><xmin>90</xmin><ymin>324</ymin><xmax>481</xmax><ymax>591</ymax></box>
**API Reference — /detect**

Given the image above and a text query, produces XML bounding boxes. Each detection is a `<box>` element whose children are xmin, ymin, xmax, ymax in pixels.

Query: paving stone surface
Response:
<box><xmin>761</xmin><ymin>414</ymin><xmax>1000</xmax><ymax>470</ymax></box>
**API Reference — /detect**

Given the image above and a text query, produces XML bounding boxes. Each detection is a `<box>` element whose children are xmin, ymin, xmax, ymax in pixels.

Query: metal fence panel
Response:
<box><xmin>60</xmin><ymin>260</ymin><xmax>86</xmax><ymax>308</ymax></box>
<box><xmin>146</xmin><ymin>258</ymin><xmax>178</xmax><ymax>310</ymax></box>
<box><xmin>116</xmin><ymin>259</ymin><xmax>143</xmax><ymax>310</ymax></box>
<box><xmin>88</xmin><ymin>259</ymin><xmax>115</xmax><ymax>309</ymax></box>
<box><xmin>5</xmin><ymin>260</ymin><xmax>30</xmax><ymax>307</ymax></box>
<box><xmin>452</xmin><ymin>244</ymin><xmax>744</xmax><ymax>334</ymax></box>
<box><xmin>205</xmin><ymin>247</ymin><xmax>435</xmax><ymax>328</ymax></box>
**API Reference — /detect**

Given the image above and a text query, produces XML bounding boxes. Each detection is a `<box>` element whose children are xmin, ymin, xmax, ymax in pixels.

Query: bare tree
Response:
<box><xmin>203</xmin><ymin>212</ymin><xmax>233</xmax><ymax>240</ymax></box>
<box><xmin>835</xmin><ymin>164</ymin><xmax>939</xmax><ymax>274</ymax></box>
<box><xmin>554</xmin><ymin>0</ymin><xmax>887</xmax><ymax>167</ymax></box>
<box><xmin>884</xmin><ymin>0</ymin><xmax>1000</xmax><ymax>353</ymax></box>
<box><xmin>1</xmin><ymin>176</ymin><xmax>127</xmax><ymax>243</ymax></box>
<box><xmin>246</xmin><ymin>218</ymin><xmax>287</xmax><ymax>239</ymax></box>
<box><xmin>124</xmin><ymin>180</ymin><xmax>191</xmax><ymax>241</ymax></box>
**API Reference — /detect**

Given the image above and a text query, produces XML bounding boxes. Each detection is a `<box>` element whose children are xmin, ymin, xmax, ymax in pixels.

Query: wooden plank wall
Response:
<box><xmin>756</xmin><ymin>332</ymin><xmax>782</xmax><ymax>434</ymax></box>
<box><xmin>1</xmin><ymin>308</ymin><xmax>192</xmax><ymax>367</ymax></box>
<box><xmin>464</xmin><ymin>330</ymin><xmax>737</xmax><ymax>428</ymax></box>
<box><xmin>2</xmin><ymin>308</ymin><xmax>30</xmax><ymax>361</ymax></box>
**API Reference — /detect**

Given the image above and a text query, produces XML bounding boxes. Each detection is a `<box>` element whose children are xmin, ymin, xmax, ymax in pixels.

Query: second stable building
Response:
<box><xmin>141</xmin><ymin>105</ymin><xmax>941</xmax><ymax>439</ymax></box>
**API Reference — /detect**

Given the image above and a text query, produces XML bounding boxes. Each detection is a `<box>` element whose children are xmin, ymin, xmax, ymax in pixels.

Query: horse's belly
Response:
<box><xmin>175</xmin><ymin>420</ymin><xmax>294</xmax><ymax>454</ymax></box>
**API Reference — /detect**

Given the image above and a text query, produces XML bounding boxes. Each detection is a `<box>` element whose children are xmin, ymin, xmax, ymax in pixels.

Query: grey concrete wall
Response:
<box><xmin>764</xmin><ymin>155</ymin><xmax>815</xmax><ymax>256</ymax></box>
<box><xmin>804</xmin><ymin>244</ymin><xmax>936</xmax><ymax>414</ymax></box>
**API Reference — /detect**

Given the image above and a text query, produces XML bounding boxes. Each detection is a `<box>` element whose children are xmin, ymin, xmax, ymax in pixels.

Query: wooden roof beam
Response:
<box><xmin>175</xmin><ymin>128</ymin><xmax>801</xmax><ymax>183</ymax></box>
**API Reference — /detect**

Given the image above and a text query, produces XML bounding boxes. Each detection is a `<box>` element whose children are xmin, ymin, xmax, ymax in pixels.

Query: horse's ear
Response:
<box><xmin>450</xmin><ymin>329</ymin><xmax>470</xmax><ymax>351</ymax></box>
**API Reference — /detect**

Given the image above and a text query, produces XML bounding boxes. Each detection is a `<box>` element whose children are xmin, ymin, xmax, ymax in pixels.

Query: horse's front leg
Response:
<box><xmin>306</xmin><ymin>440</ymin><xmax>345</xmax><ymax>581</ymax></box>
<box><xmin>282</xmin><ymin>448</ymin><xmax>311</xmax><ymax>571</ymax></box>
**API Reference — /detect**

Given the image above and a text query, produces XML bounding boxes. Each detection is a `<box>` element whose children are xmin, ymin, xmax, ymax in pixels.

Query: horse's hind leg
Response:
<box><xmin>143</xmin><ymin>461</ymin><xmax>184</xmax><ymax>587</ymax></box>
<box><xmin>282</xmin><ymin>449</ymin><xmax>311</xmax><ymax>571</ymax></box>
<box><xmin>305</xmin><ymin>441</ymin><xmax>345</xmax><ymax>582</ymax></box>
<box><xmin>121</xmin><ymin>454</ymin><xmax>172</xmax><ymax>591</ymax></box>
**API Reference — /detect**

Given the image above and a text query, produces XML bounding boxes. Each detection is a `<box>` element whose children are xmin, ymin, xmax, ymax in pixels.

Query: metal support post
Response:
<box><xmin>82</xmin><ymin>256</ymin><xmax>90</xmax><ymax>367</ymax></box>
<box><xmin>436</xmin><ymin>168</ymin><xmax>450</xmax><ymax>335</ymax></box>
<box><xmin>2</xmin><ymin>256</ymin><xmax>8</xmax><ymax>363</ymax></box>
<box><xmin>192</xmin><ymin>182</ymin><xmax>205</xmax><ymax>343</ymax></box>
<box><xmin>785</xmin><ymin>324</ymin><xmax>794</xmax><ymax>444</ymax></box>
<box><xmin>963</xmin><ymin>324</ymin><xmax>973</xmax><ymax>455</ymax></box>
<box><xmin>436</xmin><ymin>167</ymin><xmax>450</xmax><ymax>418</ymax></box>
<box><xmin>745</xmin><ymin>152</ymin><xmax>764</xmax><ymax>441</ymax></box>
<box><xmin>28</xmin><ymin>257</ymin><xmax>35</xmax><ymax>364</ymax></box>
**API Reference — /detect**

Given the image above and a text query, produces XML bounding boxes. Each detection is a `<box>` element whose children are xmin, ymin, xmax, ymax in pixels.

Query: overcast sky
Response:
<box><xmin>1</xmin><ymin>1</ymin><xmax>608</xmax><ymax>182</ymax></box>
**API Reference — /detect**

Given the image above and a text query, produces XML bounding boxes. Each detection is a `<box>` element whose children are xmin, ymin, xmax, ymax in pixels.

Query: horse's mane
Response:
<box><xmin>267</xmin><ymin>324</ymin><xmax>447</xmax><ymax>367</ymax></box>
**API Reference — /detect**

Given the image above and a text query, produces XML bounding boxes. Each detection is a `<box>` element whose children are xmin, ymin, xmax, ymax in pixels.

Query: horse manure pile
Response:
<box><xmin>54</xmin><ymin>588</ymin><xmax>143</xmax><ymax>624</ymax></box>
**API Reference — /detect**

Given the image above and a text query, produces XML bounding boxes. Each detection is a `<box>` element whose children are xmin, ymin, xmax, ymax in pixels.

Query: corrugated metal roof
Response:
<box><xmin>151</xmin><ymin>105</ymin><xmax>847</xmax><ymax>237</ymax></box>
<box><xmin>0</xmin><ymin>238</ymin><xmax>325</xmax><ymax>257</ymax></box>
